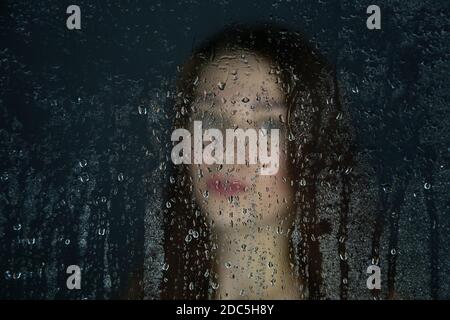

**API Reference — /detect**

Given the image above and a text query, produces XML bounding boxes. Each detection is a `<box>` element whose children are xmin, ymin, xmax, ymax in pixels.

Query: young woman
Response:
<box><xmin>157</xmin><ymin>23</ymin><xmax>367</xmax><ymax>300</ymax></box>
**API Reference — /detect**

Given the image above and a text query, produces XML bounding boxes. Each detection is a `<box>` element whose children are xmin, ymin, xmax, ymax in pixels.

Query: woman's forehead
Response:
<box><xmin>192</xmin><ymin>49</ymin><xmax>285</xmax><ymax>104</ymax></box>
<box><xmin>193</xmin><ymin>95</ymin><xmax>285</xmax><ymax>113</ymax></box>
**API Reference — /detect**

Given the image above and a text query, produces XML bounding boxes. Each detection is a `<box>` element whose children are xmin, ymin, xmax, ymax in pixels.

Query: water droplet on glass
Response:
<box><xmin>288</xmin><ymin>132</ymin><xmax>295</xmax><ymax>141</ymax></box>
<box><xmin>339</xmin><ymin>252</ymin><xmax>348</xmax><ymax>261</ymax></box>
<box><xmin>4</xmin><ymin>270</ymin><xmax>12</xmax><ymax>280</ymax></box>
<box><xmin>79</xmin><ymin>172</ymin><xmax>89</xmax><ymax>183</ymax></box>
<box><xmin>277</xmin><ymin>226</ymin><xmax>284</xmax><ymax>234</ymax></box>
<box><xmin>351</xmin><ymin>86</ymin><xmax>359</xmax><ymax>94</ymax></box>
<box><xmin>117</xmin><ymin>173</ymin><xmax>124</xmax><ymax>182</ymax></box>
<box><xmin>424</xmin><ymin>182</ymin><xmax>431</xmax><ymax>190</ymax></box>
<box><xmin>212</xmin><ymin>282</ymin><xmax>219</xmax><ymax>290</ymax></box>
<box><xmin>241</xmin><ymin>97</ymin><xmax>249</xmax><ymax>103</ymax></box>
<box><xmin>382</xmin><ymin>184</ymin><xmax>392</xmax><ymax>193</ymax></box>
<box><xmin>0</xmin><ymin>172</ymin><xmax>9</xmax><ymax>182</ymax></box>
<box><xmin>78</xmin><ymin>159</ymin><xmax>88</xmax><ymax>168</ymax></box>
<box><xmin>217</xmin><ymin>81</ymin><xmax>226</xmax><ymax>90</ymax></box>
<box><xmin>138</xmin><ymin>105</ymin><xmax>147</xmax><ymax>115</ymax></box>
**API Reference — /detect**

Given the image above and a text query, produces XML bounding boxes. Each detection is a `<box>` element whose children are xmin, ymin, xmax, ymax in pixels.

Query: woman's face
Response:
<box><xmin>188</xmin><ymin>49</ymin><xmax>295</xmax><ymax>231</ymax></box>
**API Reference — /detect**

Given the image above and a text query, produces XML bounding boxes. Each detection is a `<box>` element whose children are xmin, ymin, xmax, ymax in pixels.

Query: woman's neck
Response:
<box><xmin>211</xmin><ymin>225</ymin><xmax>302</xmax><ymax>300</ymax></box>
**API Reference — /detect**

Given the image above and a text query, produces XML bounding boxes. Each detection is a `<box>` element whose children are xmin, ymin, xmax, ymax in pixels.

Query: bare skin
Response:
<box><xmin>212</xmin><ymin>226</ymin><xmax>301</xmax><ymax>299</ymax></box>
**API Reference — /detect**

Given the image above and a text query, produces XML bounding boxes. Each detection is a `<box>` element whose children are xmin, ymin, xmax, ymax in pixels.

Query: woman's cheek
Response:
<box><xmin>268</xmin><ymin>153</ymin><xmax>292</xmax><ymax>193</ymax></box>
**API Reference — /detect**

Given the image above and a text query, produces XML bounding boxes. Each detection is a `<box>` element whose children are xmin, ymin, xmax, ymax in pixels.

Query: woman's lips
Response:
<box><xmin>206</xmin><ymin>175</ymin><xmax>247</xmax><ymax>197</ymax></box>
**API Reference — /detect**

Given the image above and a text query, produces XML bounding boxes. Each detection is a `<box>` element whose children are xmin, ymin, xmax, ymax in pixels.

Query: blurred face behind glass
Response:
<box><xmin>188</xmin><ymin>49</ymin><xmax>295</xmax><ymax>232</ymax></box>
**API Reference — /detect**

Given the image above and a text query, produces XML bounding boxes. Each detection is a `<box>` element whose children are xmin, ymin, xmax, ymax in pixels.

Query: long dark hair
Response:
<box><xmin>159</xmin><ymin>23</ymin><xmax>354</xmax><ymax>299</ymax></box>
